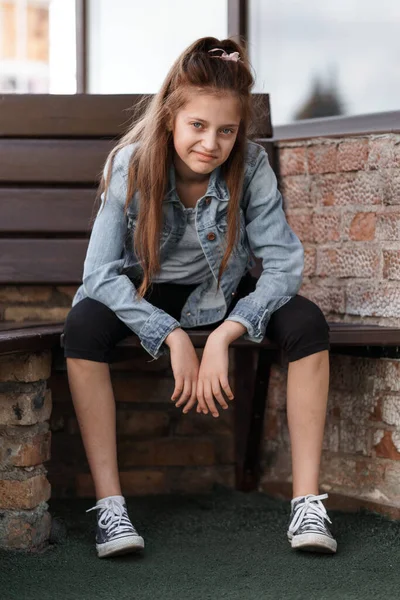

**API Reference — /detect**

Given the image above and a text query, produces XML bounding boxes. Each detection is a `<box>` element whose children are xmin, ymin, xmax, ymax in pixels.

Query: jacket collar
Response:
<box><xmin>165</xmin><ymin>161</ymin><xmax>229</xmax><ymax>203</ymax></box>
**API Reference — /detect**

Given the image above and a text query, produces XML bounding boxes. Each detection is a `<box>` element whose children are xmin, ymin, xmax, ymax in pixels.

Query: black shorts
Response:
<box><xmin>63</xmin><ymin>274</ymin><xmax>330</xmax><ymax>363</ymax></box>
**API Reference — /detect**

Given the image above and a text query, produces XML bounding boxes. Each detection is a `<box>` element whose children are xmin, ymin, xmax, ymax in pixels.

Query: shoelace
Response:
<box><xmin>288</xmin><ymin>493</ymin><xmax>331</xmax><ymax>535</ymax></box>
<box><xmin>86</xmin><ymin>498</ymin><xmax>137</xmax><ymax>537</ymax></box>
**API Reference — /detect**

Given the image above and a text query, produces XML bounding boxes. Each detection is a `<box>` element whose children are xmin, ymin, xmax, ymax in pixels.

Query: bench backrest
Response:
<box><xmin>0</xmin><ymin>93</ymin><xmax>273</xmax><ymax>284</ymax></box>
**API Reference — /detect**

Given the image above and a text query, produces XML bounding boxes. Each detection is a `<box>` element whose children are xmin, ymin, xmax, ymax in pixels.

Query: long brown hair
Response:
<box><xmin>101</xmin><ymin>37</ymin><xmax>255</xmax><ymax>296</ymax></box>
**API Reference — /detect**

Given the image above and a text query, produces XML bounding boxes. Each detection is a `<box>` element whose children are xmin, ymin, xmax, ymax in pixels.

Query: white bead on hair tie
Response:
<box><xmin>208</xmin><ymin>48</ymin><xmax>241</xmax><ymax>62</ymax></box>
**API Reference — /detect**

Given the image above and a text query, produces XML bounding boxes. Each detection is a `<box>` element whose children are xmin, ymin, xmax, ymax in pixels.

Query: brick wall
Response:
<box><xmin>48</xmin><ymin>350</ymin><xmax>236</xmax><ymax>498</ymax></box>
<box><xmin>0</xmin><ymin>351</ymin><xmax>53</xmax><ymax>550</ymax></box>
<box><xmin>260</xmin><ymin>134</ymin><xmax>400</xmax><ymax>511</ymax></box>
<box><xmin>0</xmin><ymin>286</ymin><xmax>75</xmax><ymax>324</ymax></box>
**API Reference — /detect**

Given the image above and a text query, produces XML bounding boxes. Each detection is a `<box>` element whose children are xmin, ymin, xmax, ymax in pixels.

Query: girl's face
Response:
<box><xmin>172</xmin><ymin>90</ymin><xmax>241</xmax><ymax>180</ymax></box>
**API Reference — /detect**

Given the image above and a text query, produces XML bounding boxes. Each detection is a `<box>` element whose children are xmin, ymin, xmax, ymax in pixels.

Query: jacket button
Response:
<box><xmin>186</xmin><ymin>312</ymin><xmax>191</xmax><ymax>316</ymax></box>
<box><xmin>207</xmin><ymin>232</ymin><xmax>216</xmax><ymax>241</ymax></box>
<box><xmin>205</xmin><ymin>197</ymin><xmax>211</xmax><ymax>205</ymax></box>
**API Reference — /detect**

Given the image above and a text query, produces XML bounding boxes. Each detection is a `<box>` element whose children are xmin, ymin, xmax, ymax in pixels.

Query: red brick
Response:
<box><xmin>280</xmin><ymin>176</ymin><xmax>311</xmax><ymax>209</ymax></box>
<box><xmin>368</xmin><ymin>137</ymin><xmax>395</xmax><ymax>169</ymax></box>
<box><xmin>116</xmin><ymin>410</ymin><xmax>170</xmax><ymax>436</ymax></box>
<box><xmin>0</xmin><ymin>352</ymin><xmax>51</xmax><ymax>383</ymax></box>
<box><xmin>0</xmin><ymin>286</ymin><xmax>52</xmax><ymax>303</ymax></box>
<box><xmin>348</xmin><ymin>212</ymin><xmax>376</xmax><ymax>241</ymax></box>
<box><xmin>0</xmin><ymin>508</ymin><xmax>51</xmax><ymax>550</ymax></box>
<box><xmin>311</xmin><ymin>175</ymin><xmax>336</xmax><ymax>206</ymax></box>
<box><xmin>300</xmin><ymin>284</ymin><xmax>345</xmax><ymax>314</ymax></box>
<box><xmin>113</xmin><ymin>375</ymin><xmax>175</xmax><ymax>403</ymax></box>
<box><xmin>303</xmin><ymin>247</ymin><xmax>316</xmax><ymax>277</ymax></box>
<box><xmin>0</xmin><ymin>431</ymin><xmax>51</xmax><ymax>467</ymax></box>
<box><xmin>338</xmin><ymin>139</ymin><xmax>369</xmax><ymax>172</ymax></box>
<box><xmin>0</xmin><ymin>474</ymin><xmax>51</xmax><ymax>509</ymax></box>
<box><xmin>4</xmin><ymin>306</ymin><xmax>70</xmax><ymax>322</ymax></box>
<box><xmin>0</xmin><ymin>388</ymin><xmax>52</xmax><ymax>426</ymax></box>
<box><xmin>308</xmin><ymin>144</ymin><xmax>337</xmax><ymax>174</ymax></box>
<box><xmin>56</xmin><ymin>286</ymin><xmax>79</xmax><ymax>300</ymax></box>
<box><xmin>383</xmin><ymin>250</ymin><xmax>400</xmax><ymax>280</ymax></box>
<box><xmin>317</xmin><ymin>247</ymin><xmax>379</xmax><ymax>278</ymax></box>
<box><xmin>376</xmin><ymin>213</ymin><xmax>400</xmax><ymax>240</ymax></box>
<box><xmin>117</xmin><ymin>438</ymin><xmax>215</xmax><ymax>467</ymax></box>
<box><xmin>384</xmin><ymin>172</ymin><xmax>400</xmax><ymax>205</ymax></box>
<box><xmin>175</xmin><ymin>410</ymin><xmax>233</xmax><ymax>435</ymax></box>
<box><xmin>335</xmin><ymin>172</ymin><xmax>383</xmax><ymax>206</ymax></box>
<box><xmin>346</xmin><ymin>282</ymin><xmax>400</xmax><ymax>318</ymax></box>
<box><xmin>76</xmin><ymin>470</ymin><xmax>167</xmax><ymax>497</ymax></box>
<box><xmin>286</xmin><ymin>213</ymin><xmax>314</xmax><ymax>242</ymax></box>
<box><xmin>374</xmin><ymin>431</ymin><xmax>400</xmax><ymax>460</ymax></box>
<box><xmin>313</xmin><ymin>213</ymin><xmax>341</xmax><ymax>243</ymax></box>
<box><xmin>279</xmin><ymin>147</ymin><xmax>307</xmax><ymax>176</ymax></box>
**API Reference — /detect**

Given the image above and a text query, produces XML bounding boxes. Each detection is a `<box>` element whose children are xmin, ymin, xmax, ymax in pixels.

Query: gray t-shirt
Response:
<box><xmin>153</xmin><ymin>207</ymin><xmax>212</xmax><ymax>284</ymax></box>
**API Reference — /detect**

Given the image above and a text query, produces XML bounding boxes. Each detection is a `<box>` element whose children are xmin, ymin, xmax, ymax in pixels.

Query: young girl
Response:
<box><xmin>64</xmin><ymin>37</ymin><xmax>336</xmax><ymax>558</ymax></box>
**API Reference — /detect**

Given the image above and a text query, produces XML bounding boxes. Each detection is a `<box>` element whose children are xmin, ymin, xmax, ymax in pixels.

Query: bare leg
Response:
<box><xmin>286</xmin><ymin>350</ymin><xmax>329</xmax><ymax>498</ymax></box>
<box><xmin>67</xmin><ymin>358</ymin><xmax>122</xmax><ymax>501</ymax></box>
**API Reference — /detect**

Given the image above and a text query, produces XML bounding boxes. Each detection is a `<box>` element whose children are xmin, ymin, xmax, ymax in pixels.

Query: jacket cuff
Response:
<box><xmin>139</xmin><ymin>309</ymin><xmax>181</xmax><ymax>359</ymax></box>
<box><xmin>225</xmin><ymin>298</ymin><xmax>269</xmax><ymax>342</ymax></box>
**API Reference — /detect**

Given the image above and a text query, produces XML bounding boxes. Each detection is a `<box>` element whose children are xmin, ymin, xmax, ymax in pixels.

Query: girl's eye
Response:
<box><xmin>221</xmin><ymin>128</ymin><xmax>234</xmax><ymax>135</ymax></box>
<box><xmin>192</xmin><ymin>122</ymin><xmax>202</xmax><ymax>129</ymax></box>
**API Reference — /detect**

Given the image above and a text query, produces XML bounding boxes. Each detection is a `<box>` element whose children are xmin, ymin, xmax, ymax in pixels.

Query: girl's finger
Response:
<box><xmin>211</xmin><ymin>377</ymin><xmax>228</xmax><ymax>409</ymax></box>
<box><xmin>182</xmin><ymin>382</ymin><xmax>197</xmax><ymax>414</ymax></box>
<box><xmin>203</xmin><ymin>379</ymin><xmax>219</xmax><ymax>418</ymax></box>
<box><xmin>175</xmin><ymin>378</ymin><xmax>192</xmax><ymax>407</ymax></box>
<box><xmin>196</xmin><ymin>379</ymin><xmax>208</xmax><ymax>414</ymax></box>
<box><xmin>171</xmin><ymin>376</ymin><xmax>184</xmax><ymax>401</ymax></box>
<box><xmin>220</xmin><ymin>376</ymin><xmax>234</xmax><ymax>400</ymax></box>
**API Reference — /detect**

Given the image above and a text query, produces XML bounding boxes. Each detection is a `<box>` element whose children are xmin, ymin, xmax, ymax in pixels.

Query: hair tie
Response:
<box><xmin>208</xmin><ymin>48</ymin><xmax>241</xmax><ymax>62</ymax></box>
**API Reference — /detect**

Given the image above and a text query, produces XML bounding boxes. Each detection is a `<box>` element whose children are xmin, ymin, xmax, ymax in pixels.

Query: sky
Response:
<box><xmin>249</xmin><ymin>0</ymin><xmax>400</xmax><ymax>123</ymax></box>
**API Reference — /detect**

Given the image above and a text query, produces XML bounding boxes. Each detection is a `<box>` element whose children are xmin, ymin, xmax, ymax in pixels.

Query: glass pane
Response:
<box><xmin>0</xmin><ymin>0</ymin><xmax>76</xmax><ymax>93</ymax></box>
<box><xmin>1</xmin><ymin>1</ymin><xmax>16</xmax><ymax>59</ymax></box>
<box><xmin>249</xmin><ymin>0</ymin><xmax>400</xmax><ymax>124</ymax></box>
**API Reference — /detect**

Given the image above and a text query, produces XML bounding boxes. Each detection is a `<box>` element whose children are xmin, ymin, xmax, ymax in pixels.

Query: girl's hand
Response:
<box><xmin>165</xmin><ymin>328</ymin><xmax>199</xmax><ymax>414</ymax></box>
<box><xmin>196</xmin><ymin>332</ymin><xmax>235</xmax><ymax>418</ymax></box>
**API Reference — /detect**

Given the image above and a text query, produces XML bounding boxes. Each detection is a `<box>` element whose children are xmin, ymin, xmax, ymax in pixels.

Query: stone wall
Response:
<box><xmin>0</xmin><ymin>352</ymin><xmax>52</xmax><ymax>550</ymax></box>
<box><xmin>260</xmin><ymin>134</ymin><xmax>400</xmax><ymax>512</ymax></box>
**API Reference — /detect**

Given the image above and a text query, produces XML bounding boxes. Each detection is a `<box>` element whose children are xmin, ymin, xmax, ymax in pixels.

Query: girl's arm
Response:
<box><xmin>81</xmin><ymin>146</ymin><xmax>180</xmax><ymax>359</ymax></box>
<box><xmin>225</xmin><ymin>147</ymin><xmax>304</xmax><ymax>343</ymax></box>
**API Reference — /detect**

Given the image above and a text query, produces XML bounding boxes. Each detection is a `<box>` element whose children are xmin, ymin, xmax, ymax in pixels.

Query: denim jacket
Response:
<box><xmin>72</xmin><ymin>141</ymin><xmax>304</xmax><ymax>359</ymax></box>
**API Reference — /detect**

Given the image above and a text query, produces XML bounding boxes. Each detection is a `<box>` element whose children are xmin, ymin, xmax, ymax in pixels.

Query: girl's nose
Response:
<box><xmin>201</xmin><ymin>132</ymin><xmax>218</xmax><ymax>152</ymax></box>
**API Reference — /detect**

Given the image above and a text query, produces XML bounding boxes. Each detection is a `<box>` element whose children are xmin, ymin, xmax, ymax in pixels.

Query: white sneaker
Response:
<box><xmin>86</xmin><ymin>496</ymin><xmax>145</xmax><ymax>558</ymax></box>
<box><xmin>287</xmin><ymin>493</ymin><xmax>337</xmax><ymax>554</ymax></box>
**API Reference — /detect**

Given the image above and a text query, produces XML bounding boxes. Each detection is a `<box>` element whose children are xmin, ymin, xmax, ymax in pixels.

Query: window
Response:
<box><xmin>0</xmin><ymin>0</ymin><xmax>77</xmax><ymax>93</ymax></box>
<box><xmin>249</xmin><ymin>0</ymin><xmax>400</xmax><ymax>124</ymax></box>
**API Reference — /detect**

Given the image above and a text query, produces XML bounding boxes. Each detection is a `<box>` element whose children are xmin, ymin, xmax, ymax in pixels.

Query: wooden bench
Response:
<box><xmin>1</xmin><ymin>94</ymin><xmax>400</xmax><ymax>493</ymax></box>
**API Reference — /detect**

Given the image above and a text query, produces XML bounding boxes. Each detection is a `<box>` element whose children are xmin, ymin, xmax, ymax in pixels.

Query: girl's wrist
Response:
<box><xmin>165</xmin><ymin>327</ymin><xmax>185</xmax><ymax>348</ymax></box>
<box><xmin>210</xmin><ymin>321</ymin><xmax>246</xmax><ymax>345</ymax></box>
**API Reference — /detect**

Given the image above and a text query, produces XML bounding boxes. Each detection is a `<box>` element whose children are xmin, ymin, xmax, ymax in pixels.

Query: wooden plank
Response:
<box><xmin>0</xmin><ymin>94</ymin><xmax>147</xmax><ymax>137</ymax></box>
<box><xmin>0</xmin><ymin>188</ymin><xmax>96</xmax><ymax>233</ymax></box>
<box><xmin>0</xmin><ymin>323</ymin><xmax>63</xmax><ymax>356</ymax></box>
<box><xmin>118</xmin><ymin>324</ymin><xmax>400</xmax><ymax>349</ymax></box>
<box><xmin>0</xmin><ymin>239</ymin><xmax>88</xmax><ymax>283</ymax></box>
<box><xmin>0</xmin><ymin>139</ymin><xmax>114</xmax><ymax>183</ymax></box>
<box><xmin>0</xmin><ymin>93</ymin><xmax>272</xmax><ymax>139</ymax></box>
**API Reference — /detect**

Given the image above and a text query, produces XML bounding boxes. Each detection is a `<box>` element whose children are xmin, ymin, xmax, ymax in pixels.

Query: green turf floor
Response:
<box><xmin>1</xmin><ymin>489</ymin><xmax>399</xmax><ymax>600</ymax></box>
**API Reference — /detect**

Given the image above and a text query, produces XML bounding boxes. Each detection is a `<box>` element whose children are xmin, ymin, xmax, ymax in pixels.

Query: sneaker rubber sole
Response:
<box><xmin>96</xmin><ymin>534</ymin><xmax>145</xmax><ymax>558</ymax></box>
<box><xmin>289</xmin><ymin>532</ymin><xmax>337</xmax><ymax>554</ymax></box>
